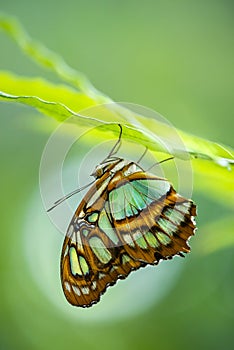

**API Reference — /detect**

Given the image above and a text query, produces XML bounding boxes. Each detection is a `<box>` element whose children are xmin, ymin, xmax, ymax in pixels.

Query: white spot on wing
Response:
<box><xmin>91</xmin><ymin>281</ymin><xmax>97</xmax><ymax>290</ymax></box>
<box><xmin>78</xmin><ymin>209</ymin><xmax>85</xmax><ymax>218</ymax></box>
<box><xmin>191</xmin><ymin>216</ymin><xmax>196</xmax><ymax>225</ymax></box>
<box><xmin>99</xmin><ymin>273</ymin><xmax>106</xmax><ymax>280</ymax></box>
<box><xmin>71</xmin><ymin>235</ymin><xmax>76</xmax><ymax>245</ymax></box>
<box><xmin>72</xmin><ymin>285</ymin><xmax>81</xmax><ymax>296</ymax></box>
<box><xmin>64</xmin><ymin>281</ymin><xmax>71</xmax><ymax>292</ymax></box>
<box><xmin>81</xmin><ymin>286</ymin><xmax>90</xmax><ymax>295</ymax></box>
<box><xmin>63</xmin><ymin>245</ymin><xmax>69</xmax><ymax>258</ymax></box>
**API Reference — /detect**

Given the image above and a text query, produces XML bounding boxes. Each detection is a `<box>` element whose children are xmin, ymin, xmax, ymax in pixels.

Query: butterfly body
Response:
<box><xmin>61</xmin><ymin>157</ymin><xmax>196</xmax><ymax>307</ymax></box>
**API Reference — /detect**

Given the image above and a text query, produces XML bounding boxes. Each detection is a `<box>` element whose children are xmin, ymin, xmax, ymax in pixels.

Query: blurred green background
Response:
<box><xmin>0</xmin><ymin>1</ymin><xmax>234</xmax><ymax>349</ymax></box>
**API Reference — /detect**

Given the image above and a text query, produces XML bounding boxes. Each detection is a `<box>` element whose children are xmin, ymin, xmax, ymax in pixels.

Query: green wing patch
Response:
<box><xmin>109</xmin><ymin>179</ymin><xmax>170</xmax><ymax>220</ymax></box>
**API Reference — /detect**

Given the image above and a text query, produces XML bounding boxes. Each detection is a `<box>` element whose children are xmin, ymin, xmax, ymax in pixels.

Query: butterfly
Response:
<box><xmin>48</xmin><ymin>125</ymin><xmax>196</xmax><ymax>308</ymax></box>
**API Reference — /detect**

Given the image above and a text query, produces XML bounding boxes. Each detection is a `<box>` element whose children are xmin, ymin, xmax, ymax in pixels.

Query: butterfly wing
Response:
<box><xmin>60</xmin><ymin>176</ymin><xmax>146</xmax><ymax>307</ymax></box>
<box><xmin>61</xmin><ymin>171</ymin><xmax>196</xmax><ymax>308</ymax></box>
<box><xmin>107</xmin><ymin>174</ymin><xmax>196</xmax><ymax>264</ymax></box>
<box><xmin>61</xmin><ymin>209</ymin><xmax>144</xmax><ymax>307</ymax></box>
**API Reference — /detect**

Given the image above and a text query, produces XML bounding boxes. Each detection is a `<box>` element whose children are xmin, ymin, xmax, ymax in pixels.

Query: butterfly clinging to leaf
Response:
<box><xmin>48</xmin><ymin>125</ymin><xmax>196</xmax><ymax>308</ymax></box>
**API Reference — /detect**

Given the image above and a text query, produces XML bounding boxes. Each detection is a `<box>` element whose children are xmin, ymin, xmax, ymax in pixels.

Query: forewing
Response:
<box><xmin>61</xmin><ymin>205</ymin><xmax>144</xmax><ymax>308</ymax></box>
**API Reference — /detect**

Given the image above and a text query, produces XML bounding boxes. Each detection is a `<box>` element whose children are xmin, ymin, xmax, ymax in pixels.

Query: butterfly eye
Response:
<box><xmin>94</xmin><ymin>167</ymin><xmax>104</xmax><ymax>178</ymax></box>
<box><xmin>91</xmin><ymin>165</ymin><xmax>103</xmax><ymax>178</ymax></box>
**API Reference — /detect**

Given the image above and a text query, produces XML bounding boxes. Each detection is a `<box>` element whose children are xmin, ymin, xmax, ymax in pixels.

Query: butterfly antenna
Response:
<box><xmin>137</xmin><ymin>147</ymin><xmax>148</xmax><ymax>164</ymax></box>
<box><xmin>147</xmin><ymin>156</ymin><xmax>174</xmax><ymax>172</ymax></box>
<box><xmin>47</xmin><ymin>179</ymin><xmax>96</xmax><ymax>212</ymax></box>
<box><xmin>103</xmin><ymin>124</ymin><xmax>122</xmax><ymax>161</ymax></box>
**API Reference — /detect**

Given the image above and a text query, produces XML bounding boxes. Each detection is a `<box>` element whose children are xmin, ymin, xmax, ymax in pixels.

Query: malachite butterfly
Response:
<box><xmin>49</xmin><ymin>125</ymin><xmax>196</xmax><ymax>308</ymax></box>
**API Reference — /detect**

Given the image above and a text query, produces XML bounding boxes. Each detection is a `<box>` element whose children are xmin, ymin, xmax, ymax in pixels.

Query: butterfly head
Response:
<box><xmin>91</xmin><ymin>157</ymin><xmax>122</xmax><ymax>179</ymax></box>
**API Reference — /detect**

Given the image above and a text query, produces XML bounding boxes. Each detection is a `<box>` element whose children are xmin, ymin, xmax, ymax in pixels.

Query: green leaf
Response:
<box><xmin>0</xmin><ymin>71</ymin><xmax>97</xmax><ymax>117</ymax></box>
<box><xmin>0</xmin><ymin>78</ymin><xmax>233</xmax><ymax>166</ymax></box>
<box><xmin>0</xmin><ymin>14</ymin><xmax>234</xmax><ymax>208</ymax></box>
<box><xmin>0</xmin><ymin>71</ymin><xmax>97</xmax><ymax>114</ymax></box>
